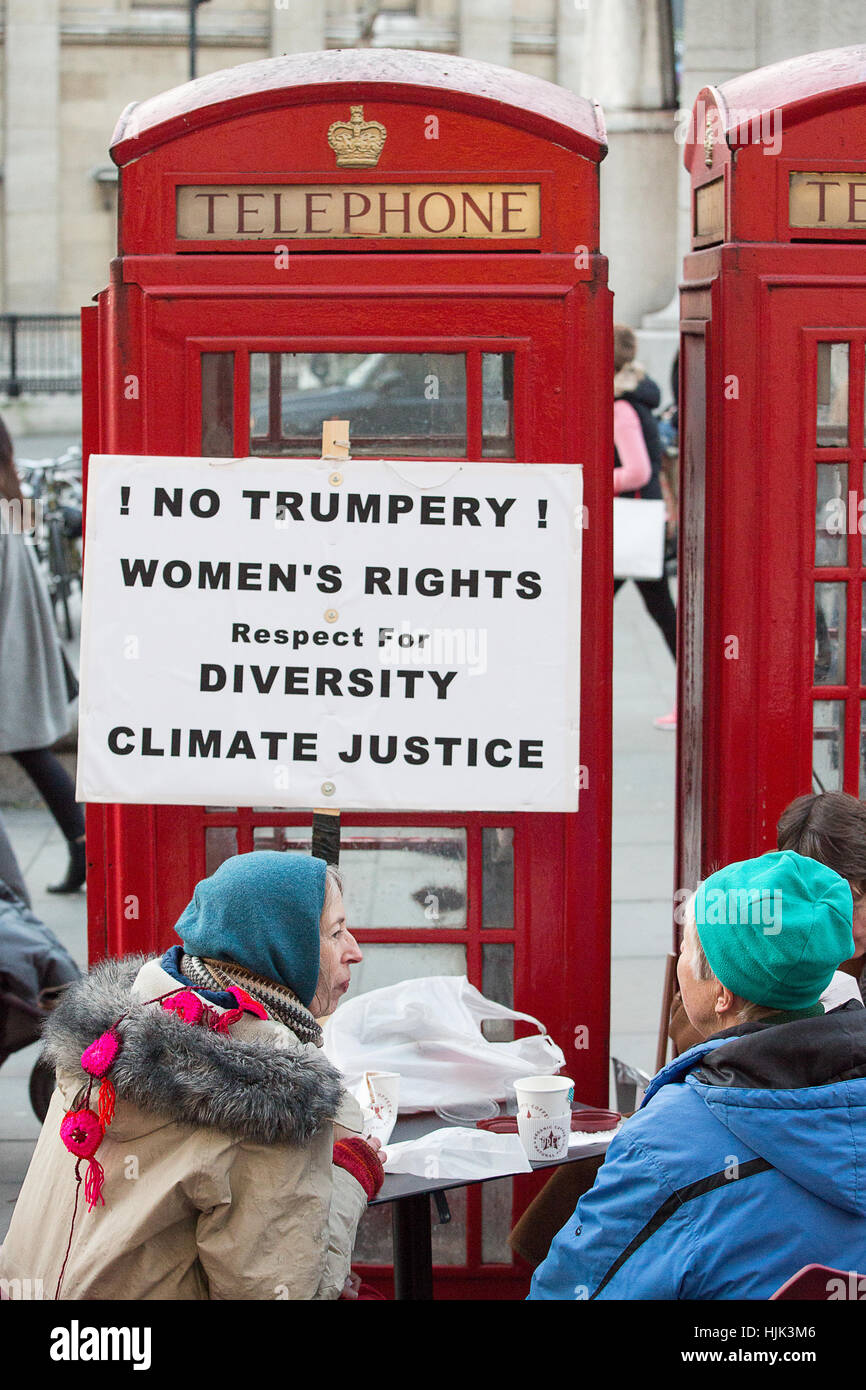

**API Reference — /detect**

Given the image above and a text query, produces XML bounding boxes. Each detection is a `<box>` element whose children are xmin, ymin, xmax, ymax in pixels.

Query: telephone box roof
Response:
<box><xmin>690</xmin><ymin>43</ymin><xmax>866</xmax><ymax>159</ymax></box>
<box><xmin>110</xmin><ymin>47</ymin><xmax>607</xmax><ymax>167</ymax></box>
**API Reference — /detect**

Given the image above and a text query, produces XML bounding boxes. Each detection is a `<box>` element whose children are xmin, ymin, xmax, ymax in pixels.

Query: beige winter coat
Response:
<box><xmin>0</xmin><ymin>955</ymin><xmax>368</xmax><ymax>1300</ymax></box>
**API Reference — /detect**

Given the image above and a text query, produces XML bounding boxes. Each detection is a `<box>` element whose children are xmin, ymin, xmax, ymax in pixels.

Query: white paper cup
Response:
<box><xmin>362</xmin><ymin>1071</ymin><xmax>400</xmax><ymax>1145</ymax></box>
<box><xmin>517</xmin><ymin>1112</ymin><xmax>571</xmax><ymax>1162</ymax></box>
<box><xmin>514</xmin><ymin>1075</ymin><xmax>574</xmax><ymax>1121</ymax></box>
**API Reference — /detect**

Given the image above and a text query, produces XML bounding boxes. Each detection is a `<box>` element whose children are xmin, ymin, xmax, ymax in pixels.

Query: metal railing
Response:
<box><xmin>0</xmin><ymin>315</ymin><xmax>81</xmax><ymax>395</ymax></box>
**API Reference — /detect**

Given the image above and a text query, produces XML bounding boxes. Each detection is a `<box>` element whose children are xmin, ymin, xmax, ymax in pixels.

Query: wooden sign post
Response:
<box><xmin>311</xmin><ymin>420</ymin><xmax>350</xmax><ymax>867</ymax></box>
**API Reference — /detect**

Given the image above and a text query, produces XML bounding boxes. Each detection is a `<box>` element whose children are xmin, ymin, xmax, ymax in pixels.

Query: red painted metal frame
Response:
<box><xmin>676</xmin><ymin>47</ymin><xmax>866</xmax><ymax>943</ymax></box>
<box><xmin>82</xmin><ymin>50</ymin><xmax>612</xmax><ymax>1298</ymax></box>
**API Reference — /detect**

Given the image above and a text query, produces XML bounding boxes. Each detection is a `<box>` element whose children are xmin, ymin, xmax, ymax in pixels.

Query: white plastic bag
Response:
<box><xmin>613</xmin><ymin>497</ymin><xmax>667</xmax><ymax>579</ymax></box>
<box><xmin>383</xmin><ymin>1126</ymin><xmax>532</xmax><ymax>1179</ymax></box>
<box><xmin>322</xmin><ymin>975</ymin><xmax>566</xmax><ymax>1112</ymax></box>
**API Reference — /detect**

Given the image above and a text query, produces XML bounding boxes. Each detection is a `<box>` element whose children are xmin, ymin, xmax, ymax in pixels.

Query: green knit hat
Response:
<box><xmin>693</xmin><ymin>850</ymin><xmax>854</xmax><ymax>1009</ymax></box>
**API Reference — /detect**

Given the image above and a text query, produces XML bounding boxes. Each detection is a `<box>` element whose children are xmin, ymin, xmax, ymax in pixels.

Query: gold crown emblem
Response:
<box><xmin>327</xmin><ymin>106</ymin><xmax>387</xmax><ymax>168</ymax></box>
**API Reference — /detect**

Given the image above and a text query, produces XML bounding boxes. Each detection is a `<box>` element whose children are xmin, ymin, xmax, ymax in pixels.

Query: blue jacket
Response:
<box><xmin>530</xmin><ymin>1002</ymin><xmax>866</xmax><ymax>1300</ymax></box>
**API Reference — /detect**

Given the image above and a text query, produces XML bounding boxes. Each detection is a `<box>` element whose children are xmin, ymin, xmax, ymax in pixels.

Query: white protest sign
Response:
<box><xmin>76</xmin><ymin>456</ymin><xmax>582</xmax><ymax>812</ymax></box>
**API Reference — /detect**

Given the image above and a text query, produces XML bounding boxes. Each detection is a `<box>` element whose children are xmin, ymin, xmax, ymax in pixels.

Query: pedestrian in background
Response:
<box><xmin>613</xmin><ymin>324</ymin><xmax>677</xmax><ymax>730</ymax></box>
<box><xmin>0</xmin><ymin>417</ymin><xmax>85</xmax><ymax>892</ymax></box>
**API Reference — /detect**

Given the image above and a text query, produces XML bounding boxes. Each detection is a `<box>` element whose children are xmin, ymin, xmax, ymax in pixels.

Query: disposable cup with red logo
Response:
<box><xmin>514</xmin><ymin>1075</ymin><xmax>574</xmax><ymax>1161</ymax></box>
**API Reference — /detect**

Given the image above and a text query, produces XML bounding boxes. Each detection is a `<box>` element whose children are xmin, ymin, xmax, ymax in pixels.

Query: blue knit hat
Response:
<box><xmin>693</xmin><ymin>850</ymin><xmax>854</xmax><ymax>1010</ymax></box>
<box><xmin>174</xmin><ymin>851</ymin><xmax>326</xmax><ymax>1008</ymax></box>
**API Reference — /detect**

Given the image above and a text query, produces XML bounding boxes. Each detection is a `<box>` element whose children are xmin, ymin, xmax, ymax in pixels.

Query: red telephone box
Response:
<box><xmin>677</xmin><ymin>45</ymin><xmax>866</xmax><ymax>896</ymax></box>
<box><xmin>81</xmin><ymin>48</ymin><xmax>612</xmax><ymax>1296</ymax></box>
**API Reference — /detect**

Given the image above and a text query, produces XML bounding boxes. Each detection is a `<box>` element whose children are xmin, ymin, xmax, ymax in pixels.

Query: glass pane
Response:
<box><xmin>481</xmin><ymin>353</ymin><xmax>514</xmax><ymax>458</ymax></box>
<box><xmin>249</xmin><ymin>352</ymin><xmax>467</xmax><ymax>458</ymax></box>
<box><xmin>351</xmin><ymin>1204</ymin><xmax>393</xmax><ymax>1266</ymax></box>
<box><xmin>352</xmin><ymin>1190</ymin><xmax>468</xmax><ymax>1268</ymax></box>
<box><xmin>343</xmin><ymin>943</ymin><xmax>467</xmax><ymax>1001</ymax></box>
<box><xmin>481</xmin><ymin>943</ymin><xmax>514</xmax><ymax>1043</ymax></box>
<box><xmin>482</xmin><ymin>1179</ymin><xmax>514</xmax><ymax>1264</ymax></box>
<box><xmin>482</xmin><ymin>827</ymin><xmax>514</xmax><ymax>927</ymax></box>
<box><xmin>816</xmin><ymin>463</ymin><xmax>847</xmax><ymax>566</ymax></box>
<box><xmin>252</xmin><ymin>825</ymin><xmax>313</xmax><ymax>853</ymax></box>
<box><xmin>816</xmin><ymin>342</ymin><xmax>849</xmax><ymax>447</ymax></box>
<box><xmin>814</xmin><ymin>584</ymin><xmax>846</xmax><ymax>685</ymax></box>
<box><xmin>812</xmin><ymin>700</ymin><xmax>844</xmax><ymax>792</ymax></box>
<box><xmin>201</xmin><ymin>352</ymin><xmax>234</xmax><ymax>456</ymax></box>
<box><xmin>205</xmin><ymin>826</ymin><xmax>238</xmax><ymax>876</ymax></box>
<box><xmin>432</xmin><ymin>1187</ymin><xmax>468</xmax><ymax>1265</ymax></box>
<box><xmin>338</xmin><ymin>826</ymin><xmax>466</xmax><ymax>928</ymax></box>
<box><xmin>860</xmin><ymin>702</ymin><xmax>866</xmax><ymax>798</ymax></box>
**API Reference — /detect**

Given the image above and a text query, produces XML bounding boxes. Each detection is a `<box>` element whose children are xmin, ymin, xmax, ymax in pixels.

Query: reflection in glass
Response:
<box><xmin>482</xmin><ymin>1179</ymin><xmax>514</xmax><ymax>1264</ymax></box>
<box><xmin>205</xmin><ymin>826</ymin><xmax>238</xmax><ymax>876</ymax></box>
<box><xmin>482</xmin><ymin>827</ymin><xmax>515</xmax><ymax>927</ymax></box>
<box><xmin>481</xmin><ymin>943</ymin><xmax>514</xmax><ymax>1043</ymax></box>
<box><xmin>251</xmin><ymin>825</ymin><xmax>465</xmax><ymax>927</ymax></box>
<box><xmin>337</xmin><ymin>826</ymin><xmax>466</xmax><ymax>929</ymax></box>
<box><xmin>353</xmin><ymin>1187</ymin><xmax>468</xmax><ymax>1267</ymax></box>
<box><xmin>201</xmin><ymin>352</ymin><xmax>234</xmax><ymax>456</ymax></box>
<box><xmin>342</xmin><ymin>943</ymin><xmax>467</xmax><ymax>1001</ymax></box>
<box><xmin>351</xmin><ymin>1204</ymin><xmax>393</xmax><ymax>1266</ymax></box>
<box><xmin>250</xmin><ymin>352</ymin><xmax>467</xmax><ymax>457</ymax></box>
<box><xmin>813</xmin><ymin>700</ymin><xmax>844</xmax><ymax>792</ymax></box>
<box><xmin>815</xmin><ymin>463</ymin><xmax>847</xmax><ymax>566</ymax></box>
<box><xmin>816</xmin><ymin>342</ymin><xmax>849</xmax><ymax>447</ymax></box>
<box><xmin>814</xmin><ymin>584</ymin><xmax>846</xmax><ymax>685</ymax></box>
<box><xmin>482</xmin><ymin>353</ymin><xmax>515</xmax><ymax>458</ymax></box>
<box><xmin>252</xmin><ymin>826</ymin><xmax>313</xmax><ymax>853</ymax></box>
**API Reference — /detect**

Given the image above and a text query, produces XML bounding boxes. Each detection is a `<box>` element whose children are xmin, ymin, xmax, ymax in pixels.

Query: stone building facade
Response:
<box><xmin>1</xmin><ymin>1</ymin><xmax>865</xmax><ymax>401</ymax></box>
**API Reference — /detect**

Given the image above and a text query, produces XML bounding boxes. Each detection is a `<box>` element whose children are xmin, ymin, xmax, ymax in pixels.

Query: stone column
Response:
<box><xmin>4</xmin><ymin>0</ymin><xmax>61</xmax><ymax>311</ymax></box>
<box><xmin>556</xmin><ymin>0</ymin><xmax>588</xmax><ymax>93</ymax></box>
<box><xmin>459</xmin><ymin>0</ymin><xmax>511</xmax><ymax>68</ymax></box>
<box><xmin>647</xmin><ymin>0</ymin><xmax>866</xmax><ymax>336</ymax></box>
<box><xmin>271</xmin><ymin>0</ymin><xmax>326</xmax><ymax>57</ymax></box>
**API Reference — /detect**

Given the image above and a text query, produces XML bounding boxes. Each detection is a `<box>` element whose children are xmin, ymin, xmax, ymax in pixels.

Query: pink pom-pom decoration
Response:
<box><xmin>209</xmin><ymin>1008</ymin><xmax>243</xmax><ymax>1034</ymax></box>
<box><xmin>226</xmin><ymin>986</ymin><xmax>268</xmax><ymax>1020</ymax></box>
<box><xmin>97</xmin><ymin>1076</ymin><xmax>116</xmax><ymax>1128</ymax></box>
<box><xmin>60</xmin><ymin>1108</ymin><xmax>104</xmax><ymax>1160</ymax></box>
<box><xmin>84</xmin><ymin>1156</ymin><xmax>106</xmax><ymax>1211</ymax></box>
<box><xmin>162</xmin><ymin>989</ymin><xmax>205</xmax><ymax>1025</ymax></box>
<box><xmin>80</xmin><ymin>1028</ymin><xmax>121</xmax><ymax>1079</ymax></box>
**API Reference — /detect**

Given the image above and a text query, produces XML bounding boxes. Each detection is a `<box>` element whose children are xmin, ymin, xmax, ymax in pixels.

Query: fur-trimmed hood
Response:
<box><xmin>42</xmin><ymin>955</ymin><xmax>345</xmax><ymax>1145</ymax></box>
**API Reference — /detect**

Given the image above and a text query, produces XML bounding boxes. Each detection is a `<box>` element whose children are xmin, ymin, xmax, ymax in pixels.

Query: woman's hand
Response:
<box><xmin>333</xmin><ymin>1126</ymin><xmax>387</xmax><ymax>1165</ymax></box>
<box><xmin>366</xmin><ymin>1135</ymin><xmax>387</xmax><ymax>1166</ymax></box>
<box><xmin>339</xmin><ymin>1271</ymin><xmax>362</xmax><ymax>1300</ymax></box>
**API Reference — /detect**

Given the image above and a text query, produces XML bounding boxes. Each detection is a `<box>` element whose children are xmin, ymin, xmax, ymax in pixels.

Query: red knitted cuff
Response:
<box><xmin>333</xmin><ymin>1137</ymin><xmax>385</xmax><ymax>1200</ymax></box>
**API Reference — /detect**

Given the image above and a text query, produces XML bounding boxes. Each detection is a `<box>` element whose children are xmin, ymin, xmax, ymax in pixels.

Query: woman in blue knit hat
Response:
<box><xmin>531</xmin><ymin>850</ymin><xmax>866</xmax><ymax>1300</ymax></box>
<box><xmin>0</xmin><ymin>850</ymin><xmax>383</xmax><ymax>1300</ymax></box>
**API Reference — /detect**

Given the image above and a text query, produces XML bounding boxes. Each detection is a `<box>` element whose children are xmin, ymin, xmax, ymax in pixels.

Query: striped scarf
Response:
<box><xmin>180</xmin><ymin>953</ymin><xmax>323</xmax><ymax>1047</ymax></box>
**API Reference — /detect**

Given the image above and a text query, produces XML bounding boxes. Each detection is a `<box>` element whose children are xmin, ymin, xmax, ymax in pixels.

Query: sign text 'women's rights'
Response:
<box><xmin>77</xmin><ymin>457</ymin><xmax>582</xmax><ymax>812</ymax></box>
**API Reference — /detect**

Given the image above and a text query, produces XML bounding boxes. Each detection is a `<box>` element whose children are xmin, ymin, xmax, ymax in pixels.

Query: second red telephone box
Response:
<box><xmin>678</xmin><ymin>45</ymin><xmax>866</xmax><ymax>894</ymax></box>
